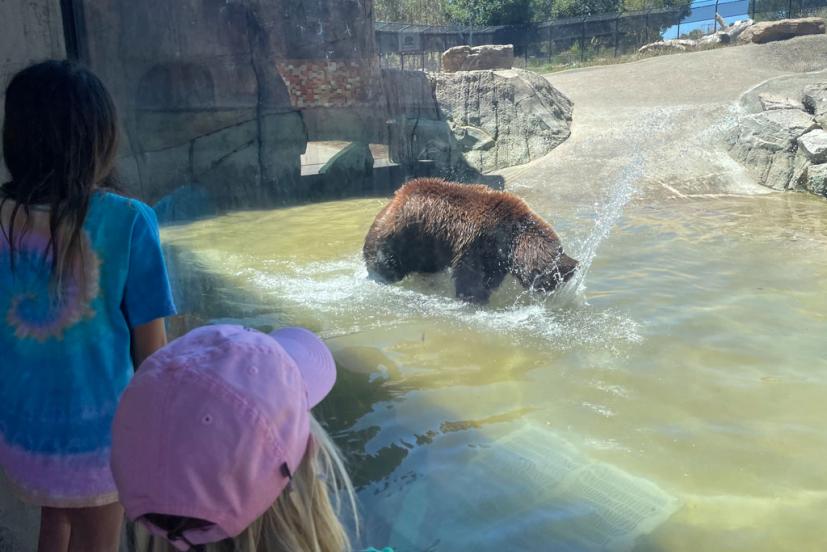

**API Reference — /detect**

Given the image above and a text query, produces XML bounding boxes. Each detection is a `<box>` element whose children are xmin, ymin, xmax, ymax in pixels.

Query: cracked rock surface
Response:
<box><xmin>432</xmin><ymin>69</ymin><xmax>573</xmax><ymax>173</ymax></box>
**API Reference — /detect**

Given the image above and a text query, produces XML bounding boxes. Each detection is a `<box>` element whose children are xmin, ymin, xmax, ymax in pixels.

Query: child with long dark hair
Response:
<box><xmin>0</xmin><ymin>60</ymin><xmax>176</xmax><ymax>551</ymax></box>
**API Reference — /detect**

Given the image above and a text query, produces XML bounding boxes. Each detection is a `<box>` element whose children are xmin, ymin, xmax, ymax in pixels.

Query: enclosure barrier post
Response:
<box><xmin>525</xmin><ymin>40</ymin><xmax>529</xmax><ymax>66</ymax></box>
<box><xmin>645</xmin><ymin>11</ymin><xmax>650</xmax><ymax>44</ymax></box>
<box><xmin>788</xmin><ymin>0</ymin><xmax>792</xmax><ymax>18</ymax></box>
<box><xmin>581</xmin><ymin>18</ymin><xmax>587</xmax><ymax>62</ymax></box>
<box><xmin>714</xmin><ymin>0</ymin><xmax>720</xmax><ymax>31</ymax></box>
<box><xmin>614</xmin><ymin>16</ymin><xmax>619</xmax><ymax>57</ymax></box>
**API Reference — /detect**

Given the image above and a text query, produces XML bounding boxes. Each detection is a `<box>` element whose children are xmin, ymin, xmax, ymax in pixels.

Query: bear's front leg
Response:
<box><xmin>452</xmin><ymin>254</ymin><xmax>507</xmax><ymax>304</ymax></box>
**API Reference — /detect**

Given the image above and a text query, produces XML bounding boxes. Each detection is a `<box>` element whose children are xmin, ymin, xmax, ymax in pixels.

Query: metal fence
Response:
<box><xmin>376</xmin><ymin>0</ymin><xmax>827</xmax><ymax>71</ymax></box>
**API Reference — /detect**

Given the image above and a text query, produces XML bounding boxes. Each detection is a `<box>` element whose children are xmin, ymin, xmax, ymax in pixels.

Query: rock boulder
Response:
<box><xmin>433</xmin><ymin>69</ymin><xmax>573</xmax><ymax>172</ymax></box>
<box><xmin>758</xmin><ymin>93</ymin><xmax>805</xmax><ymax>111</ymax></box>
<box><xmin>804</xmin><ymin>162</ymin><xmax>827</xmax><ymax>196</ymax></box>
<box><xmin>797</xmin><ymin>129</ymin><xmax>827</xmax><ymax>163</ymax></box>
<box><xmin>320</xmin><ymin>142</ymin><xmax>374</xmax><ymax>177</ymax></box>
<box><xmin>738</xmin><ymin>17</ymin><xmax>825</xmax><ymax>44</ymax></box>
<box><xmin>801</xmin><ymin>83</ymin><xmax>827</xmax><ymax>126</ymax></box>
<box><xmin>442</xmin><ymin>44</ymin><xmax>514</xmax><ymax>73</ymax></box>
<box><xmin>727</xmin><ymin>108</ymin><xmax>817</xmax><ymax>190</ymax></box>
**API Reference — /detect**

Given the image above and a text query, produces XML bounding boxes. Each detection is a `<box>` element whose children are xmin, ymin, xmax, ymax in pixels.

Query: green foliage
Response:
<box><xmin>374</xmin><ymin>0</ymin><xmax>694</xmax><ymax>25</ymax></box>
<box><xmin>374</xmin><ymin>0</ymin><xmax>451</xmax><ymax>24</ymax></box>
<box><xmin>623</xmin><ymin>0</ymin><xmax>693</xmax><ymax>11</ymax></box>
<box><xmin>443</xmin><ymin>0</ymin><xmax>535</xmax><ymax>25</ymax></box>
<box><xmin>550</xmin><ymin>0</ymin><xmax>623</xmax><ymax>18</ymax></box>
<box><xmin>750</xmin><ymin>0</ymin><xmax>793</xmax><ymax>20</ymax></box>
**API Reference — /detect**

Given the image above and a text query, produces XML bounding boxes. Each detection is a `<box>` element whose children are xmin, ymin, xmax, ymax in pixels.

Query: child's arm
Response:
<box><xmin>132</xmin><ymin>318</ymin><xmax>167</xmax><ymax>369</ymax></box>
<box><xmin>122</xmin><ymin>201</ymin><xmax>177</xmax><ymax>369</ymax></box>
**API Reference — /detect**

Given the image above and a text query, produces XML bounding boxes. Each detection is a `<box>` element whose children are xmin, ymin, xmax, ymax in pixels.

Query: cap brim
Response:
<box><xmin>269</xmin><ymin>327</ymin><xmax>336</xmax><ymax>408</ymax></box>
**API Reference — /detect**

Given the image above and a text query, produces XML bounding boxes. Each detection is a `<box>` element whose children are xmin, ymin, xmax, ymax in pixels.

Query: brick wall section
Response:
<box><xmin>276</xmin><ymin>59</ymin><xmax>381</xmax><ymax>109</ymax></box>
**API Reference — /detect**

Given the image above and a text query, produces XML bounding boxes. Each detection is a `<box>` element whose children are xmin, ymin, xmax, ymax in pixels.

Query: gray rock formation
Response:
<box><xmin>639</xmin><ymin>19</ymin><xmax>753</xmax><ymax>55</ymax></box>
<box><xmin>804</xmin><ymin>162</ymin><xmax>827</xmax><ymax>196</ymax></box>
<box><xmin>382</xmin><ymin>67</ymin><xmax>572</xmax><ymax>177</ymax></box>
<box><xmin>382</xmin><ymin>69</ymin><xmax>476</xmax><ymax>179</ymax></box>
<box><xmin>388</xmin><ymin>114</ymin><xmax>474</xmax><ymax>179</ymax></box>
<box><xmin>796</xmin><ymin>129</ymin><xmax>827</xmax><ymax>163</ymax></box>
<box><xmin>727</xmin><ymin>108</ymin><xmax>817</xmax><ymax>190</ymax></box>
<box><xmin>442</xmin><ymin>44</ymin><xmax>515</xmax><ymax>73</ymax></box>
<box><xmin>758</xmin><ymin>93</ymin><xmax>805</xmax><ymax>111</ymax></box>
<box><xmin>382</xmin><ymin>68</ymin><xmax>440</xmax><ymax>120</ymax></box>
<box><xmin>2</xmin><ymin>1</ymin><xmax>563</xmax><ymax>209</ymax></box>
<box><xmin>801</xmin><ymin>83</ymin><xmax>827</xmax><ymax>126</ymax></box>
<box><xmin>728</xmin><ymin>79</ymin><xmax>827</xmax><ymax>197</ymax></box>
<box><xmin>320</xmin><ymin>142</ymin><xmax>374</xmax><ymax>176</ymax></box>
<box><xmin>738</xmin><ymin>17</ymin><xmax>825</xmax><ymax>44</ymax></box>
<box><xmin>74</xmin><ymin>0</ymin><xmax>384</xmax><ymax>210</ymax></box>
<box><xmin>433</xmin><ymin>69</ymin><xmax>573</xmax><ymax>172</ymax></box>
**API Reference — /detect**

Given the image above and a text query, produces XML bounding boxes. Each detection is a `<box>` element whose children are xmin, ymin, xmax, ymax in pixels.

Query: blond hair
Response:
<box><xmin>129</xmin><ymin>417</ymin><xmax>359</xmax><ymax>552</ymax></box>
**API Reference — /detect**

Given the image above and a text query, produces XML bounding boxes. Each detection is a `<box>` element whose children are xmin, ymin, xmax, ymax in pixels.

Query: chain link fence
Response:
<box><xmin>376</xmin><ymin>0</ymin><xmax>827</xmax><ymax>71</ymax></box>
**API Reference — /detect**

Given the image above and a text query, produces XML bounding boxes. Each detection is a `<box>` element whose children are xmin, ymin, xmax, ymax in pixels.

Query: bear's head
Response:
<box><xmin>516</xmin><ymin>249</ymin><xmax>579</xmax><ymax>292</ymax></box>
<box><xmin>511</xmin><ymin>227</ymin><xmax>579</xmax><ymax>293</ymax></box>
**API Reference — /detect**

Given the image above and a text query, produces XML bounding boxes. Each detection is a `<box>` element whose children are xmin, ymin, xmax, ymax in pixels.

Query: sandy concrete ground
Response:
<box><xmin>2</xmin><ymin>35</ymin><xmax>827</xmax><ymax>552</ymax></box>
<box><xmin>499</xmin><ymin>35</ymin><xmax>827</xmax><ymax>205</ymax></box>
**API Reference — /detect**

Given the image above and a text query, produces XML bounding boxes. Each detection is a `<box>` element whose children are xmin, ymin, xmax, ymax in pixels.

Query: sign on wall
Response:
<box><xmin>399</xmin><ymin>31</ymin><xmax>422</xmax><ymax>53</ymax></box>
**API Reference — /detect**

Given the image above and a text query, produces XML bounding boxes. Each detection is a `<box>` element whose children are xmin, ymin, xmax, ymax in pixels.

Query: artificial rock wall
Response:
<box><xmin>78</xmin><ymin>0</ymin><xmax>383</xmax><ymax>207</ymax></box>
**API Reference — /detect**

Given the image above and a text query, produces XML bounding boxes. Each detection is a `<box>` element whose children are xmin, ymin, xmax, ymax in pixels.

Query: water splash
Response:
<box><xmin>556</xmin><ymin>156</ymin><xmax>644</xmax><ymax>303</ymax></box>
<box><xmin>233</xmin><ymin>252</ymin><xmax>640</xmax><ymax>350</ymax></box>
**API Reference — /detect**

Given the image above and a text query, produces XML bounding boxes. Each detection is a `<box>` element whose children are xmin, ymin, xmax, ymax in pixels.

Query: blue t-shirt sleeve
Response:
<box><xmin>122</xmin><ymin>201</ymin><xmax>176</xmax><ymax>328</ymax></box>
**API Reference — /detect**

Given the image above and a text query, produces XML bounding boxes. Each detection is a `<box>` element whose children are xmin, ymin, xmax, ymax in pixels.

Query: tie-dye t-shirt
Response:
<box><xmin>0</xmin><ymin>191</ymin><xmax>176</xmax><ymax>507</ymax></box>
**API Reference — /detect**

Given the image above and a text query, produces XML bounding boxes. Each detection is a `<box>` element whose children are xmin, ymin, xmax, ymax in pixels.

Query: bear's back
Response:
<box><xmin>394</xmin><ymin>178</ymin><xmax>532</xmax><ymax>225</ymax></box>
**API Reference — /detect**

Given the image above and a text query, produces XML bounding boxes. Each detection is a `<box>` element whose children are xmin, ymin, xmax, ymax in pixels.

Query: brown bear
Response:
<box><xmin>363</xmin><ymin>178</ymin><xmax>579</xmax><ymax>303</ymax></box>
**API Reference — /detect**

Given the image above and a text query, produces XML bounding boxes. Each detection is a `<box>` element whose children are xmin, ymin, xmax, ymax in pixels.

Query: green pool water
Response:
<box><xmin>161</xmin><ymin>187</ymin><xmax>827</xmax><ymax>551</ymax></box>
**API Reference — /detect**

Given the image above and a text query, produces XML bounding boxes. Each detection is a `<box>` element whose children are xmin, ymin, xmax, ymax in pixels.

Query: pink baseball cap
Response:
<box><xmin>111</xmin><ymin>324</ymin><xmax>337</xmax><ymax>550</ymax></box>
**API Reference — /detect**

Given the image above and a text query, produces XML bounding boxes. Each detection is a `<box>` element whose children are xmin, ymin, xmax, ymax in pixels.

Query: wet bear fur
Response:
<box><xmin>363</xmin><ymin>178</ymin><xmax>579</xmax><ymax>303</ymax></box>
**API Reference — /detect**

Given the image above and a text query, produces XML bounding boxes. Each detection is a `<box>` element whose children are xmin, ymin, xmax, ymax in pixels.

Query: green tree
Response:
<box><xmin>374</xmin><ymin>0</ymin><xmax>451</xmax><ymax>24</ymax></box>
<box><xmin>444</xmin><ymin>0</ymin><xmax>535</xmax><ymax>25</ymax></box>
<box><xmin>623</xmin><ymin>0</ymin><xmax>692</xmax><ymax>10</ymax></box>
<box><xmin>622</xmin><ymin>0</ymin><xmax>693</xmax><ymax>39</ymax></box>
<box><xmin>549</xmin><ymin>0</ymin><xmax>623</xmax><ymax>18</ymax></box>
<box><xmin>373</xmin><ymin>0</ymin><xmax>694</xmax><ymax>25</ymax></box>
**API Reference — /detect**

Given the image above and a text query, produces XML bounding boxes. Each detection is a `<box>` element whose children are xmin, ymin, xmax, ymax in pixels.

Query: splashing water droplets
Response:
<box><xmin>554</xmin><ymin>157</ymin><xmax>644</xmax><ymax>304</ymax></box>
